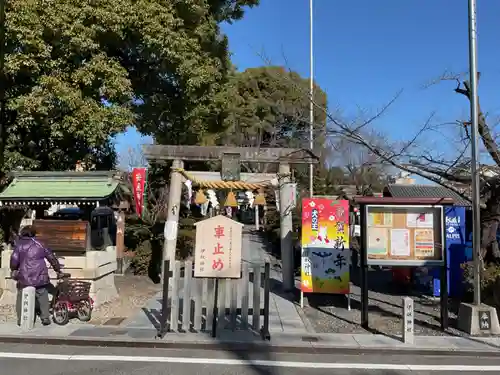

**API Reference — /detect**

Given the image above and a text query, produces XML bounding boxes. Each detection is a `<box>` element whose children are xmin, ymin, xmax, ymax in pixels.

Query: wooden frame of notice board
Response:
<box><xmin>364</xmin><ymin>204</ymin><xmax>445</xmax><ymax>267</ymax></box>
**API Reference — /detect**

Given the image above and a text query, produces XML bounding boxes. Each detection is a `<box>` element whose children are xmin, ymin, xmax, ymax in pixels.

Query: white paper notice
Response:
<box><xmin>390</xmin><ymin>229</ymin><xmax>410</xmax><ymax>257</ymax></box>
<box><xmin>406</xmin><ymin>212</ymin><xmax>433</xmax><ymax>228</ymax></box>
<box><xmin>164</xmin><ymin>220</ymin><xmax>178</xmax><ymax>241</ymax></box>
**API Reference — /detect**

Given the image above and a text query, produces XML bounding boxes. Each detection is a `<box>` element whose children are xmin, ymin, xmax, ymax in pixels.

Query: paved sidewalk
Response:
<box><xmin>0</xmin><ymin>323</ymin><xmax>500</xmax><ymax>355</ymax></box>
<box><xmin>4</xmin><ymin>231</ymin><xmax>499</xmax><ymax>356</ymax></box>
<box><xmin>124</xmin><ymin>231</ymin><xmax>308</xmax><ymax>334</ymax></box>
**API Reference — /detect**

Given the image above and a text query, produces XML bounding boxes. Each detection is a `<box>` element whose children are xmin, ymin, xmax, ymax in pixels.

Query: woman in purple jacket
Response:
<box><xmin>10</xmin><ymin>225</ymin><xmax>62</xmax><ymax>326</ymax></box>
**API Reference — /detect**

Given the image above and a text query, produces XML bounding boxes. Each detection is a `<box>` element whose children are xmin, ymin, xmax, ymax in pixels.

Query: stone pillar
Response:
<box><xmin>21</xmin><ymin>286</ymin><xmax>36</xmax><ymax>331</ymax></box>
<box><xmin>162</xmin><ymin>159</ymin><xmax>184</xmax><ymax>279</ymax></box>
<box><xmin>279</xmin><ymin>163</ymin><xmax>294</xmax><ymax>291</ymax></box>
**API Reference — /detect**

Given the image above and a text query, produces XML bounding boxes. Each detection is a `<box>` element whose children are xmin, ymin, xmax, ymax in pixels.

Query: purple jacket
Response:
<box><xmin>10</xmin><ymin>236</ymin><xmax>61</xmax><ymax>288</ymax></box>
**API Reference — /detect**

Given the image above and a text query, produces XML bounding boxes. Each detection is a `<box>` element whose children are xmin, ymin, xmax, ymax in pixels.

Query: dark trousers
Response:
<box><xmin>16</xmin><ymin>286</ymin><xmax>50</xmax><ymax>325</ymax></box>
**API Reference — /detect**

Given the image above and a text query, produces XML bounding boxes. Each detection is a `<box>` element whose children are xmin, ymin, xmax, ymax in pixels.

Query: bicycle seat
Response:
<box><xmin>57</xmin><ymin>272</ymin><xmax>71</xmax><ymax>279</ymax></box>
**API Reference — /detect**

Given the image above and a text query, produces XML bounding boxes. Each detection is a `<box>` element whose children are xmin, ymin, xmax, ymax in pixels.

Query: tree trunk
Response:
<box><xmin>481</xmin><ymin>219</ymin><xmax>499</xmax><ymax>262</ymax></box>
<box><xmin>481</xmin><ymin>183</ymin><xmax>500</xmax><ymax>263</ymax></box>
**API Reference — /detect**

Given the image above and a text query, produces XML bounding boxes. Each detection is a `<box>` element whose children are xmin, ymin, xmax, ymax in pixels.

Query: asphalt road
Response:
<box><xmin>0</xmin><ymin>343</ymin><xmax>499</xmax><ymax>375</ymax></box>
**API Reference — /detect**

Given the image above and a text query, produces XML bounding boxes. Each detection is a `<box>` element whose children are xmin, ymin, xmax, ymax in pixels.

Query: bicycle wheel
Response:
<box><xmin>77</xmin><ymin>300</ymin><xmax>92</xmax><ymax>322</ymax></box>
<box><xmin>52</xmin><ymin>301</ymin><xmax>70</xmax><ymax>325</ymax></box>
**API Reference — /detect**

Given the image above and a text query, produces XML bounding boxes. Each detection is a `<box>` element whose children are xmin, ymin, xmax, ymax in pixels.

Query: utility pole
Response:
<box><xmin>467</xmin><ymin>0</ymin><xmax>481</xmax><ymax>306</ymax></box>
<box><xmin>452</xmin><ymin>0</ymin><xmax>500</xmax><ymax>336</ymax></box>
<box><xmin>308</xmin><ymin>0</ymin><xmax>314</xmax><ymax>198</ymax></box>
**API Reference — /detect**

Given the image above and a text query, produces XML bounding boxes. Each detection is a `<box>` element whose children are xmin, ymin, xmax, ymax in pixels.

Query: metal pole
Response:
<box><xmin>302</xmin><ymin>0</ymin><xmax>314</xmax><ymax>309</ymax></box>
<box><xmin>308</xmin><ymin>0</ymin><xmax>314</xmax><ymax>198</ymax></box>
<box><xmin>468</xmin><ymin>0</ymin><xmax>481</xmax><ymax>306</ymax></box>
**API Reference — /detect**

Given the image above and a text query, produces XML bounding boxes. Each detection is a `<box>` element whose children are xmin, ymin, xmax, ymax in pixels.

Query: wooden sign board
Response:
<box><xmin>194</xmin><ymin>215</ymin><xmax>243</xmax><ymax>278</ymax></box>
<box><xmin>34</xmin><ymin>219</ymin><xmax>90</xmax><ymax>253</ymax></box>
<box><xmin>221</xmin><ymin>152</ymin><xmax>241</xmax><ymax>181</ymax></box>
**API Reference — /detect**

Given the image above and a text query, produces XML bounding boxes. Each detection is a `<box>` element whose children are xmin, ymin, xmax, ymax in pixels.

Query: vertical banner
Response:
<box><xmin>431</xmin><ymin>206</ymin><xmax>467</xmax><ymax>297</ymax></box>
<box><xmin>301</xmin><ymin>198</ymin><xmax>350</xmax><ymax>294</ymax></box>
<box><xmin>131</xmin><ymin>167</ymin><xmax>147</xmax><ymax>218</ymax></box>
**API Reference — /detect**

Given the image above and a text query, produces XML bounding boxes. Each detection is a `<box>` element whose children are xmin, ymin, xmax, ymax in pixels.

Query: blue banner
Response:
<box><xmin>432</xmin><ymin>206</ymin><xmax>468</xmax><ymax>297</ymax></box>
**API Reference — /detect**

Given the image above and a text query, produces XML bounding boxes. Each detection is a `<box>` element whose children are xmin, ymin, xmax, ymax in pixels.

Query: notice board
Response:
<box><xmin>365</xmin><ymin>205</ymin><xmax>444</xmax><ymax>266</ymax></box>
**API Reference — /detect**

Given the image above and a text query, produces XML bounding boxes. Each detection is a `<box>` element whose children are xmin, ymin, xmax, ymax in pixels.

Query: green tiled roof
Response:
<box><xmin>0</xmin><ymin>171</ymin><xmax>120</xmax><ymax>201</ymax></box>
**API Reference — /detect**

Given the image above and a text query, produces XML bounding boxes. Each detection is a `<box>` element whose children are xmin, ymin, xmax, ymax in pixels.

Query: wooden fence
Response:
<box><xmin>158</xmin><ymin>260</ymin><xmax>271</xmax><ymax>340</ymax></box>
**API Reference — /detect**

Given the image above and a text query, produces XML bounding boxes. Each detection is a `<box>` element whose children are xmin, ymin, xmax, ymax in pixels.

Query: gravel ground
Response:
<box><xmin>0</xmin><ymin>275</ymin><xmax>161</xmax><ymax>325</ymax></box>
<box><xmin>301</xmin><ymin>268</ymin><xmax>469</xmax><ymax>337</ymax></box>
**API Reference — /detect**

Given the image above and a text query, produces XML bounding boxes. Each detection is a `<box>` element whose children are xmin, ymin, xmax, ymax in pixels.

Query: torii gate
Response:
<box><xmin>143</xmin><ymin>145</ymin><xmax>319</xmax><ymax>291</ymax></box>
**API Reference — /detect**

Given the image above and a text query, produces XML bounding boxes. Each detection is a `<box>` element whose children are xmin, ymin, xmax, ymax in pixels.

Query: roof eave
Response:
<box><xmin>8</xmin><ymin>171</ymin><xmax>118</xmax><ymax>180</ymax></box>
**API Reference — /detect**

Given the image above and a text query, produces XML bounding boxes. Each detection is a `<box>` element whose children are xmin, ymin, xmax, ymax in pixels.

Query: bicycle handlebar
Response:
<box><xmin>57</xmin><ymin>272</ymin><xmax>71</xmax><ymax>279</ymax></box>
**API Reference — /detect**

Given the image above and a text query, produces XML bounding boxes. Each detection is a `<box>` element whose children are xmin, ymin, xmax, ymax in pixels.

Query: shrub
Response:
<box><xmin>129</xmin><ymin>240</ymin><xmax>152</xmax><ymax>276</ymax></box>
<box><xmin>462</xmin><ymin>261</ymin><xmax>500</xmax><ymax>309</ymax></box>
<box><xmin>176</xmin><ymin>229</ymin><xmax>196</xmax><ymax>260</ymax></box>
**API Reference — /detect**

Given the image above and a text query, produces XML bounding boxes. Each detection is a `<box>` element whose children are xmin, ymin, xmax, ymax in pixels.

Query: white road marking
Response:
<box><xmin>0</xmin><ymin>351</ymin><xmax>498</xmax><ymax>371</ymax></box>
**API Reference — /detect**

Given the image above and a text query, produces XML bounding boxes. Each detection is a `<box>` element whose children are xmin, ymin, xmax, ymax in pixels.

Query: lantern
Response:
<box><xmin>195</xmin><ymin>189</ymin><xmax>208</xmax><ymax>205</ymax></box>
<box><xmin>224</xmin><ymin>191</ymin><xmax>238</xmax><ymax>207</ymax></box>
<box><xmin>254</xmin><ymin>189</ymin><xmax>266</xmax><ymax>206</ymax></box>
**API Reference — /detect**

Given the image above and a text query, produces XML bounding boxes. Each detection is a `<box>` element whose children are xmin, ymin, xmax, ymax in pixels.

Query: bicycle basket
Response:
<box><xmin>59</xmin><ymin>280</ymin><xmax>91</xmax><ymax>302</ymax></box>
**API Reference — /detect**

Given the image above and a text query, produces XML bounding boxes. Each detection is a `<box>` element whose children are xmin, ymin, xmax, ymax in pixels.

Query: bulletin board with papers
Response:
<box><xmin>365</xmin><ymin>205</ymin><xmax>444</xmax><ymax>266</ymax></box>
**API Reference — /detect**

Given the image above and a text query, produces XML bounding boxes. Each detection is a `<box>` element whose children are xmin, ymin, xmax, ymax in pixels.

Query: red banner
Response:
<box><xmin>131</xmin><ymin>168</ymin><xmax>147</xmax><ymax>217</ymax></box>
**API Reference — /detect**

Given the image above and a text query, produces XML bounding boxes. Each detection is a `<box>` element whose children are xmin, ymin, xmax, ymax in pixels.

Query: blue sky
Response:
<box><xmin>116</xmin><ymin>0</ymin><xmax>500</xmax><ymax>176</ymax></box>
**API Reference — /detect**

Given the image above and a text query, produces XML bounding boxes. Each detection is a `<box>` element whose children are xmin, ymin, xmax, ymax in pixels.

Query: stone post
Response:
<box><xmin>21</xmin><ymin>286</ymin><xmax>36</xmax><ymax>331</ymax></box>
<box><xmin>162</xmin><ymin>159</ymin><xmax>184</xmax><ymax>280</ymax></box>
<box><xmin>402</xmin><ymin>296</ymin><xmax>414</xmax><ymax>344</ymax></box>
<box><xmin>279</xmin><ymin>163</ymin><xmax>294</xmax><ymax>291</ymax></box>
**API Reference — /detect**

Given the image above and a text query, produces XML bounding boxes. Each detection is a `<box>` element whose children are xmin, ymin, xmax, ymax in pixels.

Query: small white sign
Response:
<box><xmin>164</xmin><ymin>220</ymin><xmax>178</xmax><ymax>241</ymax></box>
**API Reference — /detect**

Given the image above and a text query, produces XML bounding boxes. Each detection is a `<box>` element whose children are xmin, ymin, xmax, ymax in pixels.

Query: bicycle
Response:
<box><xmin>50</xmin><ymin>272</ymin><xmax>94</xmax><ymax>325</ymax></box>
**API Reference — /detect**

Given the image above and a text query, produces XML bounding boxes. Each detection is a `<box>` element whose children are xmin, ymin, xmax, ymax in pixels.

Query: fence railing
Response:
<box><xmin>158</xmin><ymin>260</ymin><xmax>271</xmax><ymax>340</ymax></box>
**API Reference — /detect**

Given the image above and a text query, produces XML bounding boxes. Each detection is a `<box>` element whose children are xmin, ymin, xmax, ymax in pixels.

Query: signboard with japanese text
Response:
<box><xmin>365</xmin><ymin>205</ymin><xmax>444</xmax><ymax>266</ymax></box>
<box><xmin>301</xmin><ymin>198</ymin><xmax>350</xmax><ymax>295</ymax></box>
<box><xmin>221</xmin><ymin>153</ymin><xmax>241</xmax><ymax>181</ymax></box>
<box><xmin>194</xmin><ymin>215</ymin><xmax>243</xmax><ymax>278</ymax></box>
<box><xmin>479</xmin><ymin>310</ymin><xmax>492</xmax><ymax>331</ymax></box>
<box><xmin>430</xmin><ymin>206</ymin><xmax>467</xmax><ymax>297</ymax></box>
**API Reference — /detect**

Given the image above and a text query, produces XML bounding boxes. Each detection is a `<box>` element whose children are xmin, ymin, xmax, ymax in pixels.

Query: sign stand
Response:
<box><xmin>347</xmin><ymin>285</ymin><xmax>351</xmax><ymax>311</ymax></box>
<box><xmin>211</xmin><ymin>279</ymin><xmax>219</xmax><ymax>338</ymax></box>
<box><xmin>440</xmin><ymin>250</ymin><xmax>449</xmax><ymax>330</ymax></box>
<box><xmin>299</xmin><ymin>198</ymin><xmax>351</xmax><ymax>310</ymax></box>
<box><xmin>156</xmin><ymin>260</ymin><xmax>171</xmax><ymax>338</ymax></box>
<box><xmin>192</xmin><ymin>215</ymin><xmax>243</xmax><ymax>338</ymax></box>
<box><xmin>260</xmin><ymin>262</ymin><xmax>271</xmax><ymax>340</ymax></box>
<box><xmin>355</xmin><ymin>197</ymin><xmax>453</xmax><ymax>331</ymax></box>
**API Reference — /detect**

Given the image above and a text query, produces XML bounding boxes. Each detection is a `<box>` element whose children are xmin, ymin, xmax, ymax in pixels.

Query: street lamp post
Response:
<box><xmin>301</xmin><ymin>0</ymin><xmax>314</xmax><ymax>309</ymax></box>
<box><xmin>457</xmin><ymin>0</ymin><xmax>500</xmax><ymax>336</ymax></box>
<box><xmin>308</xmin><ymin>0</ymin><xmax>314</xmax><ymax>198</ymax></box>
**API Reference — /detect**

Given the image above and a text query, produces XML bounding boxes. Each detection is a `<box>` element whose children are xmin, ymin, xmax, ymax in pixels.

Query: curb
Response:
<box><xmin>293</xmin><ymin>303</ymin><xmax>316</xmax><ymax>334</ymax></box>
<box><xmin>0</xmin><ymin>335</ymin><xmax>499</xmax><ymax>357</ymax></box>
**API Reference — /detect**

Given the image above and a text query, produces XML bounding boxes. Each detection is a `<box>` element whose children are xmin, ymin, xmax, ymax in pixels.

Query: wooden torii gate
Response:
<box><xmin>143</xmin><ymin>145</ymin><xmax>319</xmax><ymax>291</ymax></box>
